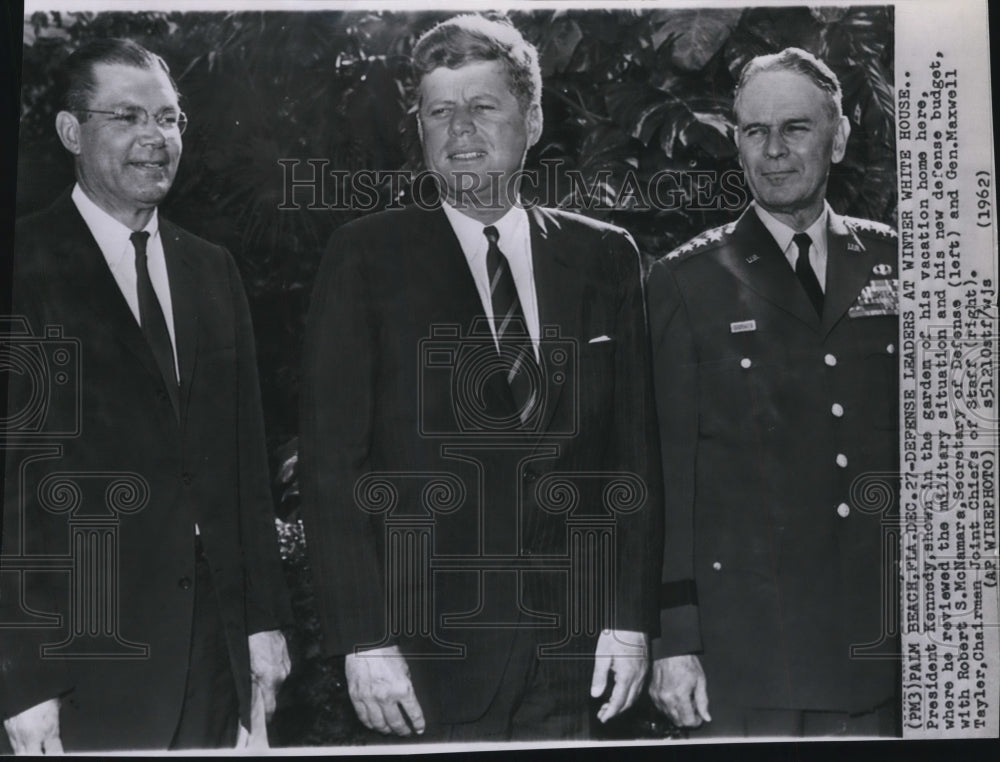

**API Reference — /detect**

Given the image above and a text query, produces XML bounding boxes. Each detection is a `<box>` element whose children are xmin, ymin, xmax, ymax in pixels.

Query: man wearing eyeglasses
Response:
<box><xmin>1</xmin><ymin>38</ymin><xmax>292</xmax><ymax>752</ymax></box>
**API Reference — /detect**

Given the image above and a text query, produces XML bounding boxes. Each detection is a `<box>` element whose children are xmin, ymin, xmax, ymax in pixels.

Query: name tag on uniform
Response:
<box><xmin>849</xmin><ymin>278</ymin><xmax>898</xmax><ymax>318</ymax></box>
<box><xmin>730</xmin><ymin>320</ymin><xmax>757</xmax><ymax>333</ymax></box>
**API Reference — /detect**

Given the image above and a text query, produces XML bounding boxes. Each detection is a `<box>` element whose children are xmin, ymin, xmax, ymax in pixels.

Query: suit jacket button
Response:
<box><xmin>740</xmin><ymin>358</ymin><xmax>752</xmax><ymax>369</ymax></box>
<box><xmin>836</xmin><ymin>453</ymin><xmax>848</xmax><ymax>468</ymax></box>
<box><xmin>178</xmin><ymin>576</ymin><xmax>192</xmax><ymax>590</ymax></box>
<box><xmin>831</xmin><ymin>403</ymin><xmax>845</xmax><ymax>417</ymax></box>
<box><xmin>836</xmin><ymin>503</ymin><xmax>851</xmax><ymax>518</ymax></box>
<box><xmin>824</xmin><ymin>353</ymin><xmax>837</xmax><ymax>367</ymax></box>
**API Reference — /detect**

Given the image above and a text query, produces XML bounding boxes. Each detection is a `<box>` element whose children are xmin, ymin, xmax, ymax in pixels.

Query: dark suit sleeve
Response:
<box><xmin>224</xmin><ymin>253</ymin><xmax>293</xmax><ymax>633</ymax></box>
<box><xmin>298</xmin><ymin>227</ymin><xmax>386</xmax><ymax>656</ymax></box>
<box><xmin>645</xmin><ymin>259</ymin><xmax>702</xmax><ymax>659</ymax></box>
<box><xmin>607</xmin><ymin>232</ymin><xmax>664</xmax><ymax>635</ymax></box>
<box><xmin>1</xmin><ymin>274</ymin><xmax>73</xmax><ymax>719</ymax></box>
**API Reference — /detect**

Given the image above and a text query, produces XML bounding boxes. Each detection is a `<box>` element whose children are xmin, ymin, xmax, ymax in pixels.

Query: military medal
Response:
<box><xmin>849</xmin><ymin>277</ymin><xmax>898</xmax><ymax>317</ymax></box>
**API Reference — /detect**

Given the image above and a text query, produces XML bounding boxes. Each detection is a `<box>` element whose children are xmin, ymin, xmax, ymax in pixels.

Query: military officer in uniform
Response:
<box><xmin>645</xmin><ymin>47</ymin><xmax>900</xmax><ymax>737</ymax></box>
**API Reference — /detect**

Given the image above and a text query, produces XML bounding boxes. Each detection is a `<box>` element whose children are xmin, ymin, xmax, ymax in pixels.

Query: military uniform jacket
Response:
<box><xmin>646</xmin><ymin>207</ymin><xmax>899</xmax><ymax>713</ymax></box>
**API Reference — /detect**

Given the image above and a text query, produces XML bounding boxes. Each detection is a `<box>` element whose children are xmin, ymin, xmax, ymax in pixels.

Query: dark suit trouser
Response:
<box><xmin>423</xmin><ymin>626</ymin><xmax>590</xmax><ymax>742</ymax></box>
<box><xmin>169</xmin><ymin>542</ymin><xmax>239</xmax><ymax>749</ymax></box>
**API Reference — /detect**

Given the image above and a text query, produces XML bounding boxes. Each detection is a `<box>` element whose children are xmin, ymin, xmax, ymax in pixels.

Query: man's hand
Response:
<box><xmin>590</xmin><ymin>629</ymin><xmax>648</xmax><ymax>723</ymax></box>
<box><xmin>248</xmin><ymin>629</ymin><xmax>291</xmax><ymax>720</ymax></box>
<box><xmin>3</xmin><ymin>698</ymin><xmax>63</xmax><ymax>754</ymax></box>
<box><xmin>344</xmin><ymin>645</ymin><xmax>425</xmax><ymax>736</ymax></box>
<box><xmin>649</xmin><ymin>654</ymin><xmax>711</xmax><ymax>727</ymax></box>
<box><xmin>235</xmin><ymin>682</ymin><xmax>270</xmax><ymax>749</ymax></box>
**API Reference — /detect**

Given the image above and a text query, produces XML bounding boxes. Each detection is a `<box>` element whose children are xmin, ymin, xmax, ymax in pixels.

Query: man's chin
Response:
<box><xmin>129</xmin><ymin>184</ymin><xmax>174</xmax><ymax>205</ymax></box>
<box><xmin>439</xmin><ymin>189</ymin><xmax>522</xmax><ymax>224</ymax></box>
<box><xmin>756</xmin><ymin>191</ymin><xmax>808</xmax><ymax>214</ymax></box>
<box><xmin>445</xmin><ymin>186</ymin><xmax>521</xmax><ymax>213</ymax></box>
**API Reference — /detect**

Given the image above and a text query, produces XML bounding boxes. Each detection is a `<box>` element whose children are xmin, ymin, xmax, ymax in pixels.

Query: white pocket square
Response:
<box><xmin>588</xmin><ymin>335</ymin><xmax>613</xmax><ymax>344</ymax></box>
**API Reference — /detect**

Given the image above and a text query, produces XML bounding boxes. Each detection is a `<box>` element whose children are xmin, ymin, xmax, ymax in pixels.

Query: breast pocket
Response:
<box><xmin>858</xmin><ymin>329</ymin><xmax>899</xmax><ymax>431</ymax></box>
<box><xmin>574</xmin><ymin>339</ymin><xmax>615</xmax><ymax>416</ymax></box>
<box><xmin>697</xmin><ymin>326</ymin><xmax>789</xmax><ymax>438</ymax></box>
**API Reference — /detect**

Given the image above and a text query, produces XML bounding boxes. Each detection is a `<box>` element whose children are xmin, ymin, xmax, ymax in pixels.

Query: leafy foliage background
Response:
<box><xmin>17</xmin><ymin>5</ymin><xmax>895</xmax><ymax>746</ymax></box>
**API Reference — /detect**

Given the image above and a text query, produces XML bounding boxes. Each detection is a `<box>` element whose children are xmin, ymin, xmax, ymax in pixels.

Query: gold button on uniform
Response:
<box><xmin>837</xmin><ymin>503</ymin><xmax>850</xmax><ymax>518</ymax></box>
<box><xmin>712</xmin><ymin>561</ymin><xmax>722</xmax><ymax>571</ymax></box>
<box><xmin>831</xmin><ymin>403</ymin><xmax>844</xmax><ymax>417</ymax></box>
<box><xmin>824</xmin><ymin>353</ymin><xmax>837</xmax><ymax>367</ymax></box>
<box><xmin>836</xmin><ymin>453</ymin><xmax>848</xmax><ymax>468</ymax></box>
<box><xmin>740</xmin><ymin>358</ymin><xmax>752</xmax><ymax>369</ymax></box>
<box><xmin>886</xmin><ymin>343</ymin><xmax>896</xmax><ymax>354</ymax></box>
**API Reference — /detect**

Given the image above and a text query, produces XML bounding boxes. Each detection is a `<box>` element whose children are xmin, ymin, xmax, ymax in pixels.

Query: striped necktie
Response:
<box><xmin>484</xmin><ymin>225</ymin><xmax>539</xmax><ymax>426</ymax></box>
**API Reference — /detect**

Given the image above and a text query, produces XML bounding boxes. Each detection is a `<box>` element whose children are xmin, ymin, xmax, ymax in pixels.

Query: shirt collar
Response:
<box><xmin>753</xmin><ymin>200</ymin><xmax>830</xmax><ymax>256</ymax></box>
<box><xmin>442</xmin><ymin>201</ymin><xmax>529</xmax><ymax>259</ymax></box>
<box><xmin>71</xmin><ymin>183</ymin><xmax>160</xmax><ymax>271</ymax></box>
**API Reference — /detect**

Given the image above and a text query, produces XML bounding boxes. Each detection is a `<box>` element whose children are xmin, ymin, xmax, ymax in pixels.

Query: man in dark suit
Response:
<box><xmin>0</xmin><ymin>39</ymin><xmax>292</xmax><ymax>752</ymax></box>
<box><xmin>300</xmin><ymin>15</ymin><xmax>662</xmax><ymax>741</ymax></box>
<box><xmin>646</xmin><ymin>47</ymin><xmax>899</xmax><ymax>737</ymax></box>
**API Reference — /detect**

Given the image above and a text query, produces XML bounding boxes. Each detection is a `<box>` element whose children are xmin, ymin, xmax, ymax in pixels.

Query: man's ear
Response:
<box><xmin>55</xmin><ymin>111</ymin><xmax>82</xmax><ymax>155</ymax></box>
<box><xmin>830</xmin><ymin>114</ymin><xmax>851</xmax><ymax>164</ymax></box>
<box><xmin>525</xmin><ymin>102</ymin><xmax>542</xmax><ymax>149</ymax></box>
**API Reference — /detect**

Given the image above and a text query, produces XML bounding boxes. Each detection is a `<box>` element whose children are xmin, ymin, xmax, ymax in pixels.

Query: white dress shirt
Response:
<box><xmin>72</xmin><ymin>183</ymin><xmax>179</xmax><ymax>380</ymax></box>
<box><xmin>442</xmin><ymin>202</ymin><xmax>540</xmax><ymax>360</ymax></box>
<box><xmin>754</xmin><ymin>201</ymin><xmax>831</xmax><ymax>292</ymax></box>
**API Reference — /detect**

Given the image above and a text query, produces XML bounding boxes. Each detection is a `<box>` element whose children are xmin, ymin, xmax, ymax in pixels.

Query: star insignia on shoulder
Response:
<box><xmin>665</xmin><ymin>222</ymin><xmax>733</xmax><ymax>261</ymax></box>
<box><xmin>844</xmin><ymin>216</ymin><xmax>897</xmax><ymax>239</ymax></box>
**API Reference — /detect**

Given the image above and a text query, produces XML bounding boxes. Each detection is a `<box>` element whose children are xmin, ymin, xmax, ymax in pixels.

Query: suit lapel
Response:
<box><xmin>160</xmin><ymin>219</ymin><xmax>199</xmax><ymax>419</ymax></box>
<box><xmin>54</xmin><ymin>195</ymin><xmax>174</xmax><ymax>390</ymax></box>
<box><xmin>717</xmin><ymin>209</ymin><xmax>821</xmax><ymax>331</ymax></box>
<box><xmin>528</xmin><ymin>208</ymin><xmax>581</xmax><ymax>435</ymax></box>
<box><xmin>417</xmin><ymin>208</ymin><xmax>518</xmax><ymax>423</ymax></box>
<box><xmin>820</xmin><ymin>212</ymin><xmax>876</xmax><ymax>337</ymax></box>
<box><xmin>416</xmin><ymin>207</ymin><xmax>487</xmax><ymax>322</ymax></box>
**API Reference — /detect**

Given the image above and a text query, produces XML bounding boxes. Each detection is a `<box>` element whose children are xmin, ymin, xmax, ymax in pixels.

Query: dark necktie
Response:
<box><xmin>131</xmin><ymin>231</ymin><xmax>180</xmax><ymax>419</ymax></box>
<box><xmin>484</xmin><ymin>225</ymin><xmax>539</xmax><ymax>425</ymax></box>
<box><xmin>793</xmin><ymin>232</ymin><xmax>824</xmax><ymax>316</ymax></box>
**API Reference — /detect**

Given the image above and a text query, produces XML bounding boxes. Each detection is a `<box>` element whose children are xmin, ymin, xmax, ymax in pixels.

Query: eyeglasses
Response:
<box><xmin>77</xmin><ymin>106</ymin><xmax>188</xmax><ymax>135</ymax></box>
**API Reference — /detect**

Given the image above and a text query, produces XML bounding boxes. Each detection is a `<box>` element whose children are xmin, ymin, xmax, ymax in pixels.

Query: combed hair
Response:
<box><xmin>411</xmin><ymin>14</ymin><xmax>542</xmax><ymax>114</ymax></box>
<box><xmin>734</xmin><ymin>47</ymin><xmax>843</xmax><ymax>119</ymax></box>
<box><xmin>57</xmin><ymin>37</ymin><xmax>179</xmax><ymax>113</ymax></box>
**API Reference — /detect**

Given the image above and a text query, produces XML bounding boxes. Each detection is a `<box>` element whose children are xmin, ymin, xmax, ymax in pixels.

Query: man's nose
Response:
<box><xmin>136</xmin><ymin>115</ymin><xmax>170</xmax><ymax>144</ymax></box>
<box><xmin>448</xmin><ymin>107</ymin><xmax>475</xmax><ymax>137</ymax></box>
<box><xmin>763</xmin><ymin>129</ymin><xmax>788</xmax><ymax>158</ymax></box>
